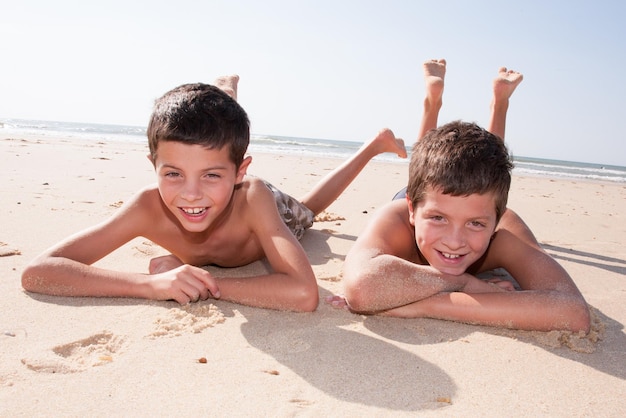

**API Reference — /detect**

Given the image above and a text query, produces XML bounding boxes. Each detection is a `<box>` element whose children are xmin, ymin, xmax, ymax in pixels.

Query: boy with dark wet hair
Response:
<box><xmin>22</xmin><ymin>76</ymin><xmax>406</xmax><ymax>312</ymax></box>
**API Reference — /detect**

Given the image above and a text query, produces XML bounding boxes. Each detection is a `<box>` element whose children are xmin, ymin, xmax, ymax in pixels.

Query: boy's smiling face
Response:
<box><xmin>408</xmin><ymin>186</ymin><xmax>498</xmax><ymax>276</ymax></box>
<box><xmin>151</xmin><ymin>141</ymin><xmax>249</xmax><ymax>233</ymax></box>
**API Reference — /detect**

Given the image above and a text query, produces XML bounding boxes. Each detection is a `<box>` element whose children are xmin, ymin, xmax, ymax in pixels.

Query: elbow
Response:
<box><xmin>551</xmin><ymin>292</ymin><xmax>591</xmax><ymax>333</ymax></box>
<box><xmin>343</xmin><ymin>288</ymin><xmax>372</xmax><ymax>314</ymax></box>
<box><xmin>342</xmin><ymin>269</ymin><xmax>376</xmax><ymax>314</ymax></box>
<box><xmin>292</xmin><ymin>281</ymin><xmax>319</xmax><ymax>313</ymax></box>
<box><xmin>21</xmin><ymin>263</ymin><xmax>43</xmax><ymax>293</ymax></box>
<box><xmin>569</xmin><ymin>300</ymin><xmax>592</xmax><ymax>334</ymax></box>
<box><xmin>286</xmin><ymin>269</ymin><xmax>319</xmax><ymax>312</ymax></box>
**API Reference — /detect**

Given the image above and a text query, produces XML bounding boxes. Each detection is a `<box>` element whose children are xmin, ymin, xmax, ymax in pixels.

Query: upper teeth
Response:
<box><xmin>442</xmin><ymin>253</ymin><xmax>460</xmax><ymax>259</ymax></box>
<box><xmin>182</xmin><ymin>208</ymin><xmax>205</xmax><ymax>214</ymax></box>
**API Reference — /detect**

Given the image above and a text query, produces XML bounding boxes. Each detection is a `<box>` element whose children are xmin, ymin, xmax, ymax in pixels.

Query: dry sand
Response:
<box><xmin>1</xmin><ymin>135</ymin><xmax>624</xmax><ymax>417</ymax></box>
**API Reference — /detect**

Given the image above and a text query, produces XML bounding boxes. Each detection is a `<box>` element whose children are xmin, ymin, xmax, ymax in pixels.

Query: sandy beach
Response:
<box><xmin>1</xmin><ymin>135</ymin><xmax>624</xmax><ymax>417</ymax></box>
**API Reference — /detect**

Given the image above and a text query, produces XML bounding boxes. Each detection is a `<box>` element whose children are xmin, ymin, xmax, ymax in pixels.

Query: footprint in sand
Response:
<box><xmin>148</xmin><ymin>304</ymin><xmax>225</xmax><ymax>339</ymax></box>
<box><xmin>21</xmin><ymin>331</ymin><xmax>126</xmax><ymax>374</ymax></box>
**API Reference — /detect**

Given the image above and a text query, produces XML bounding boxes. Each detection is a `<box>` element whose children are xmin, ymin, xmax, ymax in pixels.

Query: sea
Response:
<box><xmin>2</xmin><ymin>118</ymin><xmax>625</xmax><ymax>184</ymax></box>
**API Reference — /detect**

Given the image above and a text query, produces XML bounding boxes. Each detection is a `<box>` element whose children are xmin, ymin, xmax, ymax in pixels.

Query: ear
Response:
<box><xmin>406</xmin><ymin>195</ymin><xmax>416</xmax><ymax>226</ymax></box>
<box><xmin>147</xmin><ymin>153</ymin><xmax>155</xmax><ymax>167</ymax></box>
<box><xmin>236</xmin><ymin>156</ymin><xmax>252</xmax><ymax>182</ymax></box>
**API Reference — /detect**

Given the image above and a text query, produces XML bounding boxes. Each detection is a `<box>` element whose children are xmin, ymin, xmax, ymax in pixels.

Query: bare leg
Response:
<box><xmin>417</xmin><ymin>59</ymin><xmax>446</xmax><ymax>140</ymax></box>
<box><xmin>488</xmin><ymin>67</ymin><xmax>523</xmax><ymax>140</ymax></box>
<box><xmin>299</xmin><ymin>129</ymin><xmax>407</xmax><ymax>215</ymax></box>
<box><xmin>214</xmin><ymin>75</ymin><xmax>240</xmax><ymax>101</ymax></box>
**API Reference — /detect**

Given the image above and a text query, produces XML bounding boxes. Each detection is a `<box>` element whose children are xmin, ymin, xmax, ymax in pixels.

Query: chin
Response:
<box><xmin>437</xmin><ymin>266</ymin><xmax>467</xmax><ymax>276</ymax></box>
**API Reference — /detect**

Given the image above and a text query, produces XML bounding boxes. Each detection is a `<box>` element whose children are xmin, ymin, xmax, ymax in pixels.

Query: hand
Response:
<box><xmin>149</xmin><ymin>264</ymin><xmax>221</xmax><ymax>305</ymax></box>
<box><xmin>462</xmin><ymin>274</ymin><xmax>513</xmax><ymax>294</ymax></box>
<box><xmin>485</xmin><ymin>278</ymin><xmax>516</xmax><ymax>292</ymax></box>
<box><xmin>324</xmin><ymin>294</ymin><xmax>351</xmax><ymax>310</ymax></box>
<box><xmin>149</xmin><ymin>254</ymin><xmax>185</xmax><ymax>274</ymax></box>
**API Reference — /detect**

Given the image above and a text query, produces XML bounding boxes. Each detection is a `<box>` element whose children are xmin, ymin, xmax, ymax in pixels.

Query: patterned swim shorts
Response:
<box><xmin>264</xmin><ymin>181</ymin><xmax>314</xmax><ymax>241</ymax></box>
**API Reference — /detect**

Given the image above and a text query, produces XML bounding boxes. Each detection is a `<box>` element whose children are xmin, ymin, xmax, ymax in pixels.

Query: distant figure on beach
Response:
<box><xmin>334</xmin><ymin>59</ymin><xmax>591</xmax><ymax>332</ymax></box>
<box><xmin>22</xmin><ymin>76</ymin><xmax>406</xmax><ymax>311</ymax></box>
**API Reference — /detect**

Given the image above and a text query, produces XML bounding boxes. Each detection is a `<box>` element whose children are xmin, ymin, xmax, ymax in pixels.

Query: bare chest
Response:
<box><xmin>149</xmin><ymin>216</ymin><xmax>263</xmax><ymax>268</ymax></box>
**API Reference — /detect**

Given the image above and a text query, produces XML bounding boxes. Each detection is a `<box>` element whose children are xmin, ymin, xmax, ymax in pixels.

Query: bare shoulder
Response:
<box><xmin>483</xmin><ymin>209</ymin><xmax>543</xmax><ymax>262</ymax></box>
<box><xmin>110</xmin><ymin>184</ymin><xmax>170</xmax><ymax>236</ymax></box>
<box><xmin>495</xmin><ymin>209</ymin><xmax>542</xmax><ymax>247</ymax></box>
<box><xmin>116</xmin><ymin>185</ymin><xmax>162</xmax><ymax>217</ymax></box>
<box><xmin>231</xmin><ymin>177</ymin><xmax>283</xmax><ymax>230</ymax></box>
<box><xmin>478</xmin><ymin>209</ymin><xmax>578</xmax><ymax>291</ymax></box>
<box><xmin>352</xmin><ymin>199</ymin><xmax>418</xmax><ymax>261</ymax></box>
<box><xmin>235</xmin><ymin>177</ymin><xmax>275</xmax><ymax>212</ymax></box>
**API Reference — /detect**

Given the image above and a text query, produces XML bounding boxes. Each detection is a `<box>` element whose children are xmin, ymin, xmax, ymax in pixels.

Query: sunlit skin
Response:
<box><xmin>408</xmin><ymin>188</ymin><xmax>498</xmax><ymax>276</ymax></box>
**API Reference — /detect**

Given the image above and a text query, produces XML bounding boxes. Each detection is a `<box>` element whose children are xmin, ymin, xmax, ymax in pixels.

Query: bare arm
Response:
<box><xmin>209</xmin><ymin>181</ymin><xmax>319</xmax><ymax>312</ymax></box>
<box><xmin>383</xmin><ymin>210</ymin><xmax>591</xmax><ymax>332</ymax></box>
<box><xmin>21</xmin><ymin>188</ymin><xmax>220</xmax><ymax>304</ymax></box>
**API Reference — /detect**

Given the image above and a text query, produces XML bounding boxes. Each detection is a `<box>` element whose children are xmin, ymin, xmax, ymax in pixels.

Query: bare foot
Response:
<box><xmin>493</xmin><ymin>67</ymin><xmax>523</xmax><ymax>103</ymax></box>
<box><xmin>423</xmin><ymin>59</ymin><xmax>446</xmax><ymax>107</ymax></box>
<box><xmin>214</xmin><ymin>75</ymin><xmax>239</xmax><ymax>101</ymax></box>
<box><xmin>368</xmin><ymin>128</ymin><xmax>407</xmax><ymax>158</ymax></box>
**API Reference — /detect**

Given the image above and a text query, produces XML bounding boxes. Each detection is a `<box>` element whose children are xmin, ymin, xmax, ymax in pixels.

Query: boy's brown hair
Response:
<box><xmin>407</xmin><ymin>120</ymin><xmax>513</xmax><ymax>222</ymax></box>
<box><xmin>147</xmin><ymin>83</ymin><xmax>250</xmax><ymax>168</ymax></box>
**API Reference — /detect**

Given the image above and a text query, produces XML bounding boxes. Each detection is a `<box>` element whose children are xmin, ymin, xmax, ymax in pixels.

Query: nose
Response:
<box><xmin>180</xmin><ymin>179</ymin><xmax>203</xmax><ymax>202</ymax></box>
<box><xmin>442</xmin><ymin>225</ymin><xmax>466</xmax><ymax>250</ymax></box>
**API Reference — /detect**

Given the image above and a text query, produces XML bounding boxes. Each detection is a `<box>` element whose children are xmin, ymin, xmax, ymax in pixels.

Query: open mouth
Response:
<box><xmin>180</xmin><ymin>207</ymin><xmax>208</xmax><ymax>216</ymax></box>
<box><xmin>439</xmin><ymin>251</ymin><xmax>467</xmax><ymax>263</ymax></box>
<box><xmin>440</xmin><ymin>251</ymin><xmax>464</xmax><ymax>260</ymax></box>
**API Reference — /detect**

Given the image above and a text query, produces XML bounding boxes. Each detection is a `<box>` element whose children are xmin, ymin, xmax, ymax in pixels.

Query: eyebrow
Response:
<box><xmin>159</xmin><ymin>163</ymin><xmax>230</xmax><ymax>171</ymax></box>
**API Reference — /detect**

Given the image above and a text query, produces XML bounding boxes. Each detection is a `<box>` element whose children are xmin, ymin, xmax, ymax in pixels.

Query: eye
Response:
<box><xmin>164</xmin><ymin>171</ymin><xmax>181</xmax><ymax>178</ymax></box>
<box><xmin>204</xmin><ymin>173</ymin><xmax>221</xmax><ymax>179</ymax></box>
<box><xmin>468</xmin><ymin>220</ymin><xmax>486</xmax><ymax>229</ymax></box>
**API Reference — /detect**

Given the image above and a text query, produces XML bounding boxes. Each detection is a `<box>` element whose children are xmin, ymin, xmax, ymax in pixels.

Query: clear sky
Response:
<box><xmin>2</xmin><ymin>0</ymin><xmax>625</xmax><ymax>166</ymax></box>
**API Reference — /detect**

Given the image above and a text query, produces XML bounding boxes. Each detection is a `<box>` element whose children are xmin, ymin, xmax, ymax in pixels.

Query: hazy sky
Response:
<box><xmin>2</xmin><ymin>0</ymin><xmax>625</xmax><ymax>166</ymax></box>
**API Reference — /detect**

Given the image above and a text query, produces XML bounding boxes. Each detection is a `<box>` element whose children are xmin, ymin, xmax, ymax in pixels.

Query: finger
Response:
<box><xmin>177</xmin><ymin>265</ymin><xmax>220</xmax><ymax>300</ymax></box>
<box><xmin>194</xmin><ymin>269</ymin><xmax>221</xmax><ymax>299</ymax></box>
<box><xmin>173</xmin><ymin>292</ymin><xmax>191</xmax><ymax>305</ymax></box>
<box><xmin>179</xmin><ymin>282</ymin><xmax>203</xmax><ymax>303</ymax></box>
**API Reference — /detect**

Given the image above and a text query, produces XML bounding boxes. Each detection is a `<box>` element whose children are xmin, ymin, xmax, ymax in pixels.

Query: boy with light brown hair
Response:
<box><xmin>339</xmin><ymin>60</ymin><xmax>590</xmax><ymax>332</ymax></box>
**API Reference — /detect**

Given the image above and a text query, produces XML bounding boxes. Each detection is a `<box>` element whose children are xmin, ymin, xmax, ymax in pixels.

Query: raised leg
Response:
<box><xmin>299</xmin><ymin>129</ymin><xmax>407</xmax><ymax>215</ymax></box>
<box><xmin>488</xmin><ymin>67</ymin><xmax>523</xmax><ymax>140</ymax></box>
<box><xmin>417</xmin><ymin>59</ymin><xmax>447</xmax><ymax>140</ymax></box>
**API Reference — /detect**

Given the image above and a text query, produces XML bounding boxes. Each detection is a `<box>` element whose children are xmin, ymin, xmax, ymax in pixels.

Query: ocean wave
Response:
<box><xmin>3</xmin><ymin>118</ymin><xmax>624</xmax><ymax>183</ymax></box>
<box><xmin>252</xmin><ymin>135</ymin><xmax>344</xmax><ymax>149</ymax></box>
<box><xmin>514</xmin><ymin>167</ymin><xmax>626</xmax><ymax>183</ymax></box>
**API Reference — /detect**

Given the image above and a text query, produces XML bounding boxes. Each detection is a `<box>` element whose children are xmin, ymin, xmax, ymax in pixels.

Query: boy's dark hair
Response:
<box><xmin>147</xmin><ymin>83</ymin><xmax>250</xmax><ymax>167</ymax></box>
<box><xmin>407</xmin><ymin>121</ymin><xmax>513</xmax><ymax>222</ymax></box>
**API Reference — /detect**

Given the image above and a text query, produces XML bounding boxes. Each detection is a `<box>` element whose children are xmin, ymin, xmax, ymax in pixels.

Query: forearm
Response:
<box><xmin>343</xmin><ymin>253</ymin><xmax>470</xmax><ymax>313</ymax></box>
<box><xmin>22</xmin><ymin>257</ymin><xmax>151</xmax><ymax>299</ymax></box>
<box><xmin>385</xmin><ymin>289</ymin><xmax>591</xmax><ymax>332</ymax></box>
<box><xmin>216</xmin><ymin>272</ymin><xmax>318</xmax><ymax>312</ymax></box>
